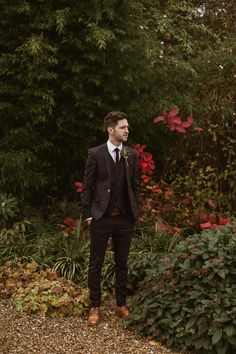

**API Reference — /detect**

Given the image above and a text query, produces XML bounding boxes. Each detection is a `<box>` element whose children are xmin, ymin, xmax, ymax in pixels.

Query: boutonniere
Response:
<box><xmin>121</xmin><ymin>146</ymin><xmax>131</xmax><ymax>167</ymax></box>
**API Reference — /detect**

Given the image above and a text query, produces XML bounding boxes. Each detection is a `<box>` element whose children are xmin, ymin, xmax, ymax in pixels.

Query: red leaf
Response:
<box><xmin>175</xmin><ymin>126</ymin><xmax>186</xmax><ymax>133</ymax></box>
<box><xmin>181</xmin><ymin>115</ymin><xmax>193</xmax><ymax>128</ymax></box>
<box><xmin>64</xmin><ymin>217</ymin><xmax>77</xmax><ymax>228</ymax></box>
<box><xmin>154</xmin><ymin>116</ymin><xmax>165</xmax><ymax>123</ymax></box>
<box><xmin>208</xmin><ymin>214</ymin><xmax>216</xmax><ymax>223</ymax></box>
<box><xmin>135</xmin><ymin>144</ymin><xmax>146</xmax><ymax>154</ymax></box>
<box><xmin>140</xmin><ymin>161</ymin><xmax>148</xmax><ymax>168</ymax></box>
<box><xmin>200</xmin><ymin>222</ymin><xmax>212</xmax><ymax>229</ymax></box>
<box><xmin>75</xmin><ymin>181</ymin><xmax>83</xmax><ymax>193</ymax></box>
<box><xmin>164</xmin><ymin>189</ymin><xmax>173</xmax><ymax>196</ymax></box>
<box><xmin>168</xmin><ymin>107</ymin><xmax>179</xmax><ymax>118</ymax></box>
<box><xmin>194</xmin><ymin>127</ymin><xmax>203</xmax><ymax>132</ymax></box>
<box><xmin>143</xmin><ymin>153</ymin><xmax>153</xmax><ymax>162</ymax></box>
<box><xmin>208</xmin><ymin>199</ymin><xmax>216</xmax><ymax>209</ymax></box>
<box><xmin>170</xmin><ymin>117</ymin><xmax>182</xmax><ymax>125</ymax></box>
<box><xmin>153</xmin><ymin>186</ymin><xmax>162</xmax><ymax>193</ymax></box>
<box><xmin>168</xmin><ymin>124</ymin><xmax>176</xmax><ymax>131</ymax></box>
<box><xmin>198</xmin><ymin>211</ymin><xmax>208</xmax><ymax>220</ymax></box>
<box><xmin>141</xmin><ymin>175</ymin><xmax>151</xmax><ymax>183</ymax></box>
<box><xmin>219</xmin><ymin>217</ymin><xmax>230</xmax><ymax>225</ymax></box>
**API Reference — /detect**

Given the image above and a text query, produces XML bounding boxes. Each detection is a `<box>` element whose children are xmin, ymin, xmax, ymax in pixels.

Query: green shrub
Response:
<box><xmin>127</xmin><ymin>231</ymin><xmax>179</xmax><ymax>291</ymax></box>
<box><xmin>0</xmin><ymin>221</ymin><xmax>33</xmax><ymax>265</ymax></box>
<box><xmin>0</xmin><ymin>220</ymin><xmax>61</xmax><ymax>267</ymax></box>
<box><xmin>0</xmin><ymin>216</ymin><xmax>90</xmax><ymax>282</ymax></box>
<box><xmin>52</xmin><ymin>216</ymin><xmax>90</xmax><ymax>282</ymax></box>
<box><xmin>127</xmin><ymin>225</ymin><xmax>236</xmax><ymax>354</ymax></box>
<box><xmin>0</xmin><ymin>261</ymin><xmax>88</xmax><ymax>317</ymax></box>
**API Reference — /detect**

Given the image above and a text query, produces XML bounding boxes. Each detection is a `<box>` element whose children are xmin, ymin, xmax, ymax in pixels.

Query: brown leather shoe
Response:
<box><xmin>88</xmin><ymin>307</ymin><xmax>100</xmax><ymax>326</ymax></box>
<box><xmin>114</xmin><ymin>306</ymin><xmax>130</xmax><ymax>320</ymax></box>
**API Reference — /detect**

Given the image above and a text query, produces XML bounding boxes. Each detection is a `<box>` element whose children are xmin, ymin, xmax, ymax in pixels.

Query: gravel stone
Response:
<box><xmin>0</xmin><ymin>299</ymin><xmax>180</xmax><ymax>354</ymax></box>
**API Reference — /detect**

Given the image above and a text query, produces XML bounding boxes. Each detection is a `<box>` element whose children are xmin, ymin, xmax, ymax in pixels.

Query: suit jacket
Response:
<box><xmin>81</xmin><ymin>143</ymin><xmax>140</xmax><ymax>220</ymax></box>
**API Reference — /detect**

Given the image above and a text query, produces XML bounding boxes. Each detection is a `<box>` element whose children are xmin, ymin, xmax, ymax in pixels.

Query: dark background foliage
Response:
<box><xmin>0</xmin><ymin>0</ymin><xmax>235</xmax><ymax>213</ymax></box>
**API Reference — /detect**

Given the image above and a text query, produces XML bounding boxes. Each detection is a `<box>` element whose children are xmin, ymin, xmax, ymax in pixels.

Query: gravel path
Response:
<box><xmin>0</xmin><ymin>299</ymin><xmax>177</xmax><ymax>354</ymax></box>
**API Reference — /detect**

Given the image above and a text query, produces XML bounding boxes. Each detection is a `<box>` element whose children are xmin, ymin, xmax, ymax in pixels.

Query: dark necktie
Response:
<box><xmin>114</xmin><ymin>148</ymin><xmax>119</xmax><ymax>164</ymax></box>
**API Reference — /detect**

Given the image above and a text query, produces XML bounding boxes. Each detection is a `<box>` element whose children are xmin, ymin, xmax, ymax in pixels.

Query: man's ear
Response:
<box><xmin>107</xmin><ymin>127</ymin><xmax>113</xmax><ymax>135</ymax></box>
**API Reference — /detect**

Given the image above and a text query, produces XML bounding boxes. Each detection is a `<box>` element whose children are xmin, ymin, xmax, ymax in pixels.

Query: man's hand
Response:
<box><xmin>85</xmin><ymin>217</ymin><xmax>92</xmax><ymax>226</ymax></box>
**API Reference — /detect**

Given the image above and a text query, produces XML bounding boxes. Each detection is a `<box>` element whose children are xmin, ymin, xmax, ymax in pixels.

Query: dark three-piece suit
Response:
<box><xmin>81</xmin><ymin>143</ymin><xmax>140</xmax><ymax>307</ymax></box>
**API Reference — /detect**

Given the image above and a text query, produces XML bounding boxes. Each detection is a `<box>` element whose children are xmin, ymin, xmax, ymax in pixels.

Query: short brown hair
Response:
<box><xmin>104</xmin><ymin>111</ymin><xmax>128</xmax><ymax>129</ymax></box>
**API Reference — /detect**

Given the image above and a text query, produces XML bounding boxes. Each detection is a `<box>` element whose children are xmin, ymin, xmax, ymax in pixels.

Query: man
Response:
<box><xmin>81</xmin><ymin>111</ymin><xmax>140</xmax><ymax>326</ymax></box>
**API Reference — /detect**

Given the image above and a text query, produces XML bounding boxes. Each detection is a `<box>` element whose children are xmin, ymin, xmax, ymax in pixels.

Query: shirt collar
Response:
<box><xmin>107</xmin><ymin>140</ymin><xmax>123</xmax><ymax>152</ymax></box>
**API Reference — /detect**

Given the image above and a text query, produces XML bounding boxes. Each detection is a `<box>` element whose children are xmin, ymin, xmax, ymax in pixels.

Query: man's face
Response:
<box><xmin>108</xmin><ymin>119</ymin><xmax>129</xmax><ymax>144</ymax></box>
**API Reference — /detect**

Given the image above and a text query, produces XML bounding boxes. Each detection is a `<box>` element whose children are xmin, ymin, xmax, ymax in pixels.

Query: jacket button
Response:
<box><xmin>107</xmin><ymin>189</ymin><xmax>111</xmax><ymax>192</ymax></box>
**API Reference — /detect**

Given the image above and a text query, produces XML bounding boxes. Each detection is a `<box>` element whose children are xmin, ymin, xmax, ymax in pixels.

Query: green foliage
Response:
<box><xmin>0</xmin><ymin>0</ymin><xmax>235</xmax><ymax>218</ymax></box>
<box><xmin>53</xmin><ymin>217</ymin><xmax>90</xmax><ymax>282</ymax></box>
<box><xmin>0</xmin><ymin>261</ymin><xmax>88</xmax><ymax>317</ymax></box>
<box><xmin>127</xmin><ymin>230</ymin><xmax>179</xmax><ymax>291</ymax></box>
<box><xmin>14</xmin><ymin>275</ymin><xmax>89</xmax><ymax>318</ymax></box>
<box><xmin>0</xmin><ymin>261</ymin><xmax>38</xmax><ymax>299</ymax></box>
<box><xmin>0</xmin><ymin>220</ymin><xmax>34</xmax><ymax>265</ymax></box>
<box><xmin>0</xmin><ymin>0</ymin><xmax>152</xmax><ymax>201</ymax></box>
<box><xmin>0</xmin><ymin>193</ymin><xmax>19</xmax><ymax>227</ymax></box>
<box><xmin>0</xmin><ymin>215</ymin><xmax>90</xmax><ymax>283</ymax></box>
<box><xmin>137</xmin><ymin>2</ymin><xmax>236</xmax><ymax>215</ymax></box>
<box><xmin>127</xmin><ymin>225</ymin><xmax>236</xmax><ymax>353</ymax></box>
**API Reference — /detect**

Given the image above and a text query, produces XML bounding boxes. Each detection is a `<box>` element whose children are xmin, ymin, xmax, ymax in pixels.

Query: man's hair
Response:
<box><xmin>104</xmin><ymin>111</ymin><xmax>128</xmax><ymax>129</ymax></box>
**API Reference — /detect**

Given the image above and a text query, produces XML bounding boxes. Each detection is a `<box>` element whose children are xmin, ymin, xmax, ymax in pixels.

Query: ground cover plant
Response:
<box><xmin>0</xmin><ymin>261</ymin><xmax>88</xmax><ymax>318</ymax></box>
<box><xmin>127</xmin><ymin>225</ymin><xmax>236</xmax><ymax>354</ymax></box>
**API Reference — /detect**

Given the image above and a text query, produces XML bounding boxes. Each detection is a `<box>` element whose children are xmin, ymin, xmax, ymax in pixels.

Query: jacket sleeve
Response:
<box><xmin>80</xmin><ymin>149</ymin><xmax>96</xmax><ymax>219</ymax></box>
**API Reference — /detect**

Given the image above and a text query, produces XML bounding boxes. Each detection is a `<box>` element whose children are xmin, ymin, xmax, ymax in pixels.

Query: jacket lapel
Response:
<box><xmin>103</xmin><ymin>144</ymin><xmax>112</xmax><ymax>181</ymax></box>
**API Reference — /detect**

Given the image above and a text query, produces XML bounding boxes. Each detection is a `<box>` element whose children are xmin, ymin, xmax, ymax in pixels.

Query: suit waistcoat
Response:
<box><xmin>105</xmin><ymin>155</ymin><xmax>132</xmax><ymax>216</ymax></box>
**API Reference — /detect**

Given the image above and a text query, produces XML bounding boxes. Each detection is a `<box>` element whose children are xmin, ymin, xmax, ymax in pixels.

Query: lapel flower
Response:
<box><xmin>121</xmin><ymin>146</ymin><xmax>131</xmax><ymax>167</ymax></box>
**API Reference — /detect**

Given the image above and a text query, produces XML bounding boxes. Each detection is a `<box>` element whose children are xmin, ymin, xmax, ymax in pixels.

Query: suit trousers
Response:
<box><xmin>88</xmin><ymin>214</ymin><xmax>134</xmax><ymax>307</ymax></box>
